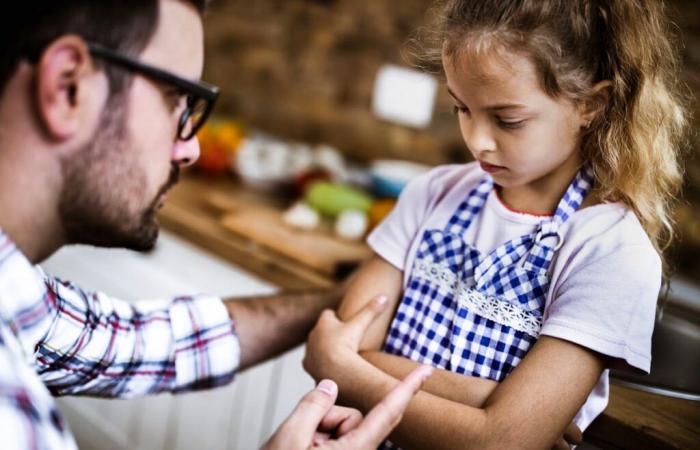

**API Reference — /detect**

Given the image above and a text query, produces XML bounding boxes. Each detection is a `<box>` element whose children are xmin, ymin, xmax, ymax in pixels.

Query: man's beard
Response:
<box><xmin>58</xmin><ymin>95</ymin><xmax>179</xmax><ymax>252</ymax></box>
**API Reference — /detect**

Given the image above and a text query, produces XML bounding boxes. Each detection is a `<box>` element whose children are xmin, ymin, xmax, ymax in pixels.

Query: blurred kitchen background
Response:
<box><xmin>43</xmin><ymin>1</ymin><xmax>699</xmax><ymax>449</ymax></box>
<box><xmin>200</xmin><ymin>0</ymin><xmax>700</xmax><ymax>279</ymax></box>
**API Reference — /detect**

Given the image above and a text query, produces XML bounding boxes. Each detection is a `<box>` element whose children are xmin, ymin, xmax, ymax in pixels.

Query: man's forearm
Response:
<box><xmin>361</xmin><ymin>351</ymin><xmax>498</xmax><ymax>407</ymax></box>
<box><xmin>225</xmin><ymin>288</ymin><xmax>340</xmax><ymax>370</ymax></box>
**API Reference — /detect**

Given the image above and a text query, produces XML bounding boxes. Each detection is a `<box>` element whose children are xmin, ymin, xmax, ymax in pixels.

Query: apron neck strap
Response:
<box><xmin>528</xmin><ymin>165</ymin><xmax>595</xmax><ymax>258</ymax></box>
<box><xmin>551</xmin><ymin>165</ymin><xmax>595</xmax><ymax>227</ymax></box>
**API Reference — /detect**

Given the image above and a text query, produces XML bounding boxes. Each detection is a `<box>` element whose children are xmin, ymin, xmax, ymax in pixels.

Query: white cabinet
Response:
<box><xmin>41</xmin><ymin>231</ymin><xmax>314</xmax><ymax>450</ymax></box>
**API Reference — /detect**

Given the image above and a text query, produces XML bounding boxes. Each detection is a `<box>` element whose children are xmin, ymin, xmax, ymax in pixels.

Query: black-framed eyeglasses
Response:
<box><xmin>88</xmin><ymin>43</ymin><xmax>219</xmax><ymax>141</ymax></box>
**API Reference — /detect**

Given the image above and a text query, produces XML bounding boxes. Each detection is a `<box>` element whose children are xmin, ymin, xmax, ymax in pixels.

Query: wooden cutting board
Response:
<box><xmin>208</xmin><ymin>192</ymin><xmax>372</xmax><ymax>278</ymax></box>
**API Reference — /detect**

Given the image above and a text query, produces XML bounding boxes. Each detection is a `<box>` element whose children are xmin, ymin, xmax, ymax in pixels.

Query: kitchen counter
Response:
<box><xmin>159</xmin><ymin>173</ymin><xmax>337</xmax><ymax>290</ymax></box>
<box><xmin>159</xmin><ymin>172</ymin><xmax>700</xmax><ymax>449</ymax></box>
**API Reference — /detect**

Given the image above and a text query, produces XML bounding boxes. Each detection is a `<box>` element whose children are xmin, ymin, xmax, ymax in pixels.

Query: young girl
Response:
<box><xmin>312</xmin><ymin>1</ymin><xmax>688</xmax><ymax>449</ymax></box>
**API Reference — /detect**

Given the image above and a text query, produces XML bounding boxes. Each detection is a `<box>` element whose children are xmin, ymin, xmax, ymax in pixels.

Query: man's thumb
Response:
<box><xmin>282</xmin><ymin>380</ymin><xmax>338</xmax><ymax>441</ymax></box>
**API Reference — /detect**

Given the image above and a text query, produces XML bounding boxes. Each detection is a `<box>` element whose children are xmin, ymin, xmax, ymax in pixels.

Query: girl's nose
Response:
<box><xmin>462</xmin><ymin>120</ymin><xmax>496</xmax><ymax>156</ymax></box>
<box><xmin>171</xmin><ymin>136</ymin><xmax>201</xmax><ymax>167</ymax></box>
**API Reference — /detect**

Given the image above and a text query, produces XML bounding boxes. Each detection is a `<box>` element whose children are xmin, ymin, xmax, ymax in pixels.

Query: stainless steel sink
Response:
<box><xmin>610</xmin><ymin>278</ymin><xmax>700</xmax><ymax>401</ymax></box>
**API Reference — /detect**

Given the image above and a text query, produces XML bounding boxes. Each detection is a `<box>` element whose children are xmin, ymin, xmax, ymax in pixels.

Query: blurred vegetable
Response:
<box><xmin>294</xmin><ymin>168</ymin><xmax>332</xmax><ymax>195</ymax></box>
<box><xmin>235</xmin><ymin>137</ymin><xmax>293</xmax><ymax>190</ymax></box>
<box><xmin>314</xmin><ymin>145</ymin><xmax>348</xmax><ymax>182</ymax></box>
<box><xmin>305</xmin><ymin>182</ymin><xmax>373</xmax><ymax>218</ymax></box>
<box><xmin>368</xmin><ymin>198</ymin><xmax>397</xmax><ymax>229</ymax></box>
<box><xmin>335</xmin><ymin>210</ymin><xmax>368</xmax><ymax>241</ymax></box>
<box><xmin>195</xmin><ymin>120</ymin><xmax>244</xmax><ymax>175</ymax></box>
<box><xmin>283</xmin><ymin>202</ymin><xmax>320</xmax><ymax>231</ymax></box>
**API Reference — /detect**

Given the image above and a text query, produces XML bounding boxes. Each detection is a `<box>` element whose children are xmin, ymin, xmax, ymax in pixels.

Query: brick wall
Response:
<box><xmin>202</xmin><ymin>0</ymin><xmax>700</xmax><ymax>279</ymax></box>
<box><xmin>203</xmin><ymin>0</ymin><xmax>468</xmax><ymax>166</ymax></box>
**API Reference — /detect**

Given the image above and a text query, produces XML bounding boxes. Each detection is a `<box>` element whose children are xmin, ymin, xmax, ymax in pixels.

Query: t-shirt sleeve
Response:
<box><xmin>541</xmin><ymin>244</ymin><xmax>661</xmax><ymax>374</ymax></box>
<box><xmin>366</xmin><ymin>169</ymin><xmax>438</xmax><ymax>270</ymax></box>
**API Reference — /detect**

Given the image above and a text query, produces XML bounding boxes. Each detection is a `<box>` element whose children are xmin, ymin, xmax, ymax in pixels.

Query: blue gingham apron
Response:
<box><xmin>379</xmin><ymin>167</ymin><xmax>593</xmax><ymax>450</ymax></box>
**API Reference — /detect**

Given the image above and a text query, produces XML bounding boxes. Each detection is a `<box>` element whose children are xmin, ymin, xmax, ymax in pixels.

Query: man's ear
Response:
<box><xmin>579</xmin><ymin>80</ymin><xmax>613</xmax><ymax>128</ymax></box>
<box><xmin>35</xmin><ymin>35</ymin><xmax>103</xmax><ymax>141</ymax></box>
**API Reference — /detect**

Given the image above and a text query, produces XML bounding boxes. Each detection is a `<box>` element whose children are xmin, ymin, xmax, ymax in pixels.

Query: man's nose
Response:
<box><xmin>171</xmin><ymin>137</ymin><xmax>201</xmax><ymax>167</ymax></box>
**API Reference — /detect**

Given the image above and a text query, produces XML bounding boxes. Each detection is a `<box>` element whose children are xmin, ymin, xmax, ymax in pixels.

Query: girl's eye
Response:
<box><xmin>452</xmin><ymin>105</ymin><xmax>469</xmax><ymax>115</ymax></box>
<box><xmin>496</xmin><ymin>118</ymin><xmax>526</xmax><ymax>129</ymax></box>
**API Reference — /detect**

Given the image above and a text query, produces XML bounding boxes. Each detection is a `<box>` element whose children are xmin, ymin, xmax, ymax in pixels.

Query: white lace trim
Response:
<box><xmin>413</xmin><ymin>260</ymin><xmax>542</xmax><ymax>337</ymax></box>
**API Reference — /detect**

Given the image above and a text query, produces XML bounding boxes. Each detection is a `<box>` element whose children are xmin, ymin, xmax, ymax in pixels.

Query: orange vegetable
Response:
<box><xmin>195</xmin><ymin>121</ymin><xmax>245</xmax><ymax>175</ymax></box>
<box><xmin>368</xmin><ymin>198</ymin><xmax>397</xmax><ymax>229</ymax></box>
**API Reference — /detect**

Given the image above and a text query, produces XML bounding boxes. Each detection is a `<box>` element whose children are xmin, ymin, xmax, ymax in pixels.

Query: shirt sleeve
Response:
<box><xmin>29</xmin><ymin>272</ymin><xmax>240</xmax><ymax>398</ymax></box>
<box><xmin>367</xmin><ymin>169</ymin><xmax>440</xmax><ymax>270</ymax></box>
<box><xmin>541</xmin><ymin>244</ymin><xmax>661</xmax><ymax>374</ymax></box>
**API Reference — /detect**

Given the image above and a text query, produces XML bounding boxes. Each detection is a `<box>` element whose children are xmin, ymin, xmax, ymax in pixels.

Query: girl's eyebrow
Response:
<box><xmin>447</xmin><ymin>85</ymin><xmax>527</xmax><ymax>112</ymax></box>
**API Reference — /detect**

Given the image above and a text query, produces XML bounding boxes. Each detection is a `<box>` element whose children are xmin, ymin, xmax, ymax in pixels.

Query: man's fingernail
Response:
<box><xmin>420</xmin><ymin>366</ymin><xmax>434</xmax><ymax>382</ymax></box>
<box><xmin>317</xmin><ymin>379</ymin><xmax>337</xmax><ymax>396</ymax></box>
<box><xmin>376</xmin><ymin>295</ymin><xmax>388</xmax><ymax>306</ymax></box>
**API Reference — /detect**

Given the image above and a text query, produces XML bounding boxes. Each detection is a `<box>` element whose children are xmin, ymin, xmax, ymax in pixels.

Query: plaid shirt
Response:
<box><xmin>0</xmin><ymin>231</ymin><xmax>240</xmax><ymax>450</ymax></box>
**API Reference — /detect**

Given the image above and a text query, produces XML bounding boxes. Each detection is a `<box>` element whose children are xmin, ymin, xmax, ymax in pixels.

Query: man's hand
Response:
<box><xmin>303</xmin><ymin>295</ymin><xmax>388</xmax><ymax>382</ymax></box>
<box><xmin>262</xmin><ymin>366</ymin><xmax>433</xmax><ymax>450</ymax></box>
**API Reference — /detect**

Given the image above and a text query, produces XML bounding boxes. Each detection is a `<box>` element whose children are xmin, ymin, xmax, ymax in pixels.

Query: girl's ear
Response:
<box><xmin>580</xmin><ymin>80</ymin><xmax>613</xmax><ymax>128</ymax></box>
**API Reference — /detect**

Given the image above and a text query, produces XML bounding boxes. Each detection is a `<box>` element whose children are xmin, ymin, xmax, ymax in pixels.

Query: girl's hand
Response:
<box><xmin>303</xmin><ymin>295</ymin><xmax>388</xmax><ymax>382</ymax></box>
<box><xmin>303</xmin><ymin>293</ymin><xmax>585</xmax><ymax>450</ymax></box>
<box><xmin>552</xmin><ymin>422</ymin><xmax>583</xmax><ymax>449</ymax></box>
<box><xmin>262</xmin><ymin>366</ymin><xmax>433</xmax><ymax>450</ymax></box>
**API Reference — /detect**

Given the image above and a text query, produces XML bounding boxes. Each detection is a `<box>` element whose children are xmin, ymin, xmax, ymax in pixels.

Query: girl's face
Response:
<box><xmin>443</xmin><ymin>48</ymin><xmax>588</xmax><ymax>193</ymax></box>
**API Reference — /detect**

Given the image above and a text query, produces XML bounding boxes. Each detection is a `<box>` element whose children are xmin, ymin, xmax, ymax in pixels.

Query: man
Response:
<box><xmin>0</xmin><ymin>1</ymin><xmax>428</xmax><ymax>448</ymax></box>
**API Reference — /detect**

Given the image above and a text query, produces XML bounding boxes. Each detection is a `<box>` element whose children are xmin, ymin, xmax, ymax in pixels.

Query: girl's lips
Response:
<box><xmin>479</xmin><ymin>161</ymin><xmax>506</xmax><ymax>173</ymax></box>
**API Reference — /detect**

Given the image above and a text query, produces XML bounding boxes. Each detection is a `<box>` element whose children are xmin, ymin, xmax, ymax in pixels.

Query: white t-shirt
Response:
<box><xmin>367</xmin><ymin>162</ymin><xmax>660</xmax><ymax>429</ymax></box>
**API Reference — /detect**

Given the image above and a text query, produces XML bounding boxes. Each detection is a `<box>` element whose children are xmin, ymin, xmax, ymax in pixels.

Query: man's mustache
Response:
<box><xmin>166</xmin><ymin>164</ymin><xmax>180</xmax><ymax>190</ymax></box>
<box><xmin>155</xmin><ymin>164</ymin><xmax>180</xmax><ymax>201</ymax></box>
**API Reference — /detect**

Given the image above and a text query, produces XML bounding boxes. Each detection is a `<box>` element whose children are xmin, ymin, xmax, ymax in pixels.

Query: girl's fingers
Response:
<box><xmin>563</xmin><ymin>422</ymin><xmax>582</xmax><ymax>445</ymax></box>
<box><xmin>552</xmin><ymin>437</ymin><xmax>571</xmax><ymax>450</ymax></box>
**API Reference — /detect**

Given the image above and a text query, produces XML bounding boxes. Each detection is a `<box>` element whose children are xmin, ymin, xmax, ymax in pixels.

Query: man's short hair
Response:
<box><xmin>0</xmin><ymin>0</ymin><xmax>210</xmax><ymax>96</ymax></box>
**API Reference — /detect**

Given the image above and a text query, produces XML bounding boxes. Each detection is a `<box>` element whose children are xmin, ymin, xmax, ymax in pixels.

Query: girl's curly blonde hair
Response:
<box><xmin>414</xmin><ymin>0</ymin><xmax>690</xmax><ymax>275</ymax></box>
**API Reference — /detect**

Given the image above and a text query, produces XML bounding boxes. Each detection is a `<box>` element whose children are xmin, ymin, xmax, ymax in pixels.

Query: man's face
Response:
<box><xmin>59</xmin><ymin>0</ymin><xmax>203</xmax><ymax>251</ymax></box>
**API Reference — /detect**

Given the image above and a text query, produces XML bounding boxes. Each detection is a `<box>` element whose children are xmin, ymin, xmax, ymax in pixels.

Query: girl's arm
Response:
<box><xmin>308</xmin><ymin>316</ymin><xmax>604</xmax><ymax>450</ymax></box>
<box><xmin>360</xmin><ymin>351</ymin><xmax>497</xmax><ymax>407</ymax></box>
<box><xmin>315</xmin><ymin>255</ymin><xmax>603</xmax><ymax>449</ymax></box>
<box><xmin>336</xmin><ymin>256</ymin><xmax>404</xmax><ymax>350</ymax></box>
<box><xmin>336</xmin><ymin>256</ymin><xmax>500</xmax><ymax>407</ymax></box>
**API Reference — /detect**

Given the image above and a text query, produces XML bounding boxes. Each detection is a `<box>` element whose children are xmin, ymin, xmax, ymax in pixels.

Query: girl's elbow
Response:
<box><xmin>465</xmin><ymin>409</ymin><xmax>523</xmax><ymax>450</ymax></box>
